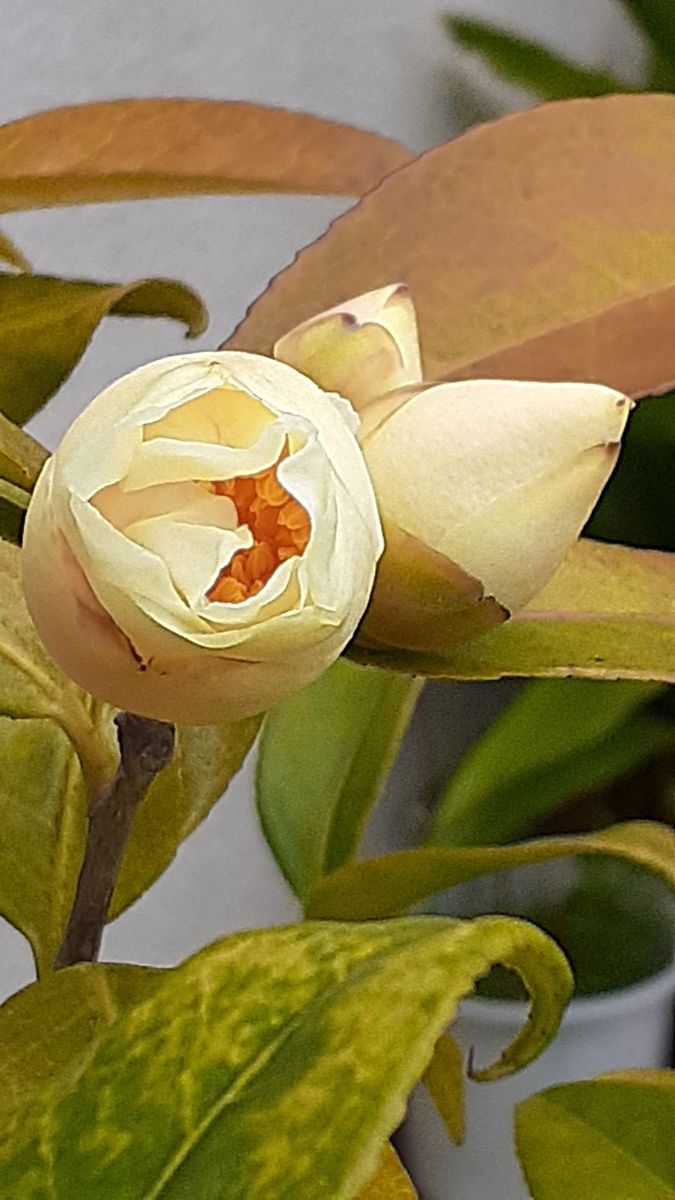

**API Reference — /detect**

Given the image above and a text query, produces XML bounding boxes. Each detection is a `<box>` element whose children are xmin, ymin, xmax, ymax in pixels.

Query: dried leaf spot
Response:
<box><xmin>208</xmin><ymin>444</ymin><xmax>310</xmax><ymax>603</ymax></box>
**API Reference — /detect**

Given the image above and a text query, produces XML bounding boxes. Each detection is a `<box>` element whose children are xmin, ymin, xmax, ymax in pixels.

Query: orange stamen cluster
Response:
<box><xmin>207</xmin><ymin>445</ymin><xmax>311</xmax><ymax>604</ymax></box>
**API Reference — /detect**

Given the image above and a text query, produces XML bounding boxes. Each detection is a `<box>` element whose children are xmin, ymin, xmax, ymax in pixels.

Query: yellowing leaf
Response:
<box><xmin>0</xmin><ymin>539</ymin><xmax>259</xmax><ymax>971</ymax></box>
<box><xmin>515</xmin><ymin>1070</ymin><xmax>675</xmax><ymax>1199</ymax></box>
<box><xmin>0</xmin><ymin>539</ymin><xmax>112</xmax><ymax>783</ymax></box>
<box><xmin>227</xmin><ymin>93</ymin><xmax>675</xmax><ymax>400</ymax></box>
<box><xmin>423</xmin><ymin>1034</ymin><xmax>466</xmax><ymax>1146</ymax></box>
<box><xmin>0</xmin><ymin>916</ymin><xmax>572</xmax><ymax>1197</ymax></box>
<box><xmin>351</xmin><ymin>540</ymin><xmax>675</xmax><ymax>684</ymax></box>
<box><xmin>0</xmin><ymin>963</ymin><xmax>162</xmax><ymax>1114</ymax></box>
<box><xmin>0</xmin><ymin>412</ymin><xmax>47</xmax><ymax>491</ymax></box>
<box><xmin>0</xmin><ymin>98</ymin><xmax>412</xmax><ymax>212</ymax></box>
<box><xmin>0</xmin><ymin>272</ymin><xmax>208</xmax><ymax>424</ymax></box>
<box><xmin>360</xmin><ymin>1145</ymin><xmax>417</xmax><ymax>1198</ymax></box>
<box><xmin>306</xmin><ymin>821</ymin><xmax>675</xmax><ymax>921</ymax></box>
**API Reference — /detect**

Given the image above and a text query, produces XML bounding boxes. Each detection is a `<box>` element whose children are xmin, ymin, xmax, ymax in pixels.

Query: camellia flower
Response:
<box><xmin>275</xmin><ymin>286</ymin><xmax>632</xmax><ymax>653</ymax></box>
<box><xmin>22</xmin><ymin>354</ymin><xmax>383</xmax><ymax>723</ymax></box>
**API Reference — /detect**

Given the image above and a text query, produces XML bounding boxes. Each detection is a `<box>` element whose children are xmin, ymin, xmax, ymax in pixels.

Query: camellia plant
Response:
<box><xmin>0</xmin><ymin>93</ymin><xmax>674</xmax><ymax>1198</ymax></box>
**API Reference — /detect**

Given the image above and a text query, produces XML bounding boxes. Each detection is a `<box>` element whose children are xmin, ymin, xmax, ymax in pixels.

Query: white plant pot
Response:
<box><xmin>397</xmin><ymin>961</ymin><xmax>675</xmax><ymax>1200</ymax></box>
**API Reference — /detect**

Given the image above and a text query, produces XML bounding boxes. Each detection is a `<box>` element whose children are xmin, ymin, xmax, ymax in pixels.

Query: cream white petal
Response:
<box><xmin>127</xmin><ymin>517</ymin><xmax>254</xmax><ymax>608</ymax></box>
<box><xmin>445</xmin><ymin>444</ymin><xmax>621</xmax><ymax>610</ymax></box>
<box><xmin>121</xmin><ymin>423</ymin><xmax>289</xmax><ymax>492</ymax></box>
<box><xmin>362</xmin><ymin>380</ymin><xmax>630</xmax><ymax>552</ymax></box>
<box><xmin>23</xmin><ymin>349</ymin><xmax>382</xmax><ymax>723</ymax></box>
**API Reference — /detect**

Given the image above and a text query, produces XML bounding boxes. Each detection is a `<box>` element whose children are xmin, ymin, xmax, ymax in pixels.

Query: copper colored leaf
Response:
<box><xmin>351</xmin><ymin>540</ymin><xmax>675</xmax><ymax>684</ymax></box>
<box><xmin>0</xmin><ymin>99</ymin><xmax>412</xmax><ymax>213</ymax></box>
<box><xmin>228</xmin><ymin>93</ymin><xmax>675</xmax><ymax>399</ymax></box>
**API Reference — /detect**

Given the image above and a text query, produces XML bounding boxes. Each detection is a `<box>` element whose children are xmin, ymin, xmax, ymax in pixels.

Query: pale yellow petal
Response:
<box><xmin>275</xmin><ymin>283</ymin><xmax>422</xmax><ymax>409</ymax></box>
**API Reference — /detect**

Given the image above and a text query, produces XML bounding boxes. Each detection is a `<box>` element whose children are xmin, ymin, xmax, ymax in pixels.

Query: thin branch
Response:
<box><xmin>55</xmin><ymin>711</ymin><xmax>175</xmax><ymax>969</ymax></box>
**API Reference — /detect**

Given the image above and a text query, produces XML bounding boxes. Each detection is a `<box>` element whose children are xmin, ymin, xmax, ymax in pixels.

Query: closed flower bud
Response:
<box><xmin>23</xmin><ymin>353</ymin><xmax>383</xmax><ymax>723</ymax></box>
<box><xmin>357</xmin><ymin>378</ymin><xmax>631</xmax><ymax>650</ymax></box>
<box><xmin>277</xmin><ymin>289</ymin><xmax>632</xmax><ymax>654</ymax></box>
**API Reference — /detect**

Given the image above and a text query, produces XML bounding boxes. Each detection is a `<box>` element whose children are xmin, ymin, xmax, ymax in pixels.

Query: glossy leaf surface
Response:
<box><xmin>257</xmin><ymin>660</ymin><xmax>421</xmax><ymax>899</ymax></box>
<box><xmin>0</xmin><ymin>916</ymin><xmax>572</xmax><ymax>1197</ymax></box>
<box><xmin>516</xmin><ymin>1069</ymin><xmax>675</xmax><ymax>1199</ymax></box>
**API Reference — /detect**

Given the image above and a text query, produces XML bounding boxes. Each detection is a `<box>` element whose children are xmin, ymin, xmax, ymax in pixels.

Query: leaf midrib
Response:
<box><xmin>142</xmin><ymin>924</ymin><xmax>461</xmax><ymax>1199</ymax></box>
<box><xmin>531</xmin><ymin>1090</ymin><xmax>675</xmax><ymax>1196</ymax></box>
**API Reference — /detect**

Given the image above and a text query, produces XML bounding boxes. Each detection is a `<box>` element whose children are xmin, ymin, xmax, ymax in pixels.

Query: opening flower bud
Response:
<box><xmin>22</xmin><ymin>353</ymin><xmax>383</xmax><ymax>724</ymax></box>
<box><xmin>274</xmin><ymin>284</ymin><xmax>422</xmax><ymax>409</ymax></box>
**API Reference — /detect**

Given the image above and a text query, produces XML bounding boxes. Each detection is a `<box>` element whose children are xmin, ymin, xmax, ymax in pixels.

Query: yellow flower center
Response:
<box><xmin>207</xmin><ymin>446</ymin><xmax>311</xmax><ymax>604</ymax></box>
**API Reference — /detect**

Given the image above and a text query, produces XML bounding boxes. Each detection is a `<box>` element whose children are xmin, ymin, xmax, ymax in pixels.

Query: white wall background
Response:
<box><xmin>0</xmin><ymin>0</ymin><xmax>644</xmax><ymax>998</ymax></box>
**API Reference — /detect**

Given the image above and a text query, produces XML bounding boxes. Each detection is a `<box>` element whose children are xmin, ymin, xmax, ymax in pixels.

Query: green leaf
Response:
<box><xmin>0</xmin><ymin>962</ymin><xmax>163</xmax><ymax>1114</ymax></box>
<box><xmin>0</xmin><ymin>99</ymin><xmax>412</xmax><ymax>213</ymax></box>
<box><xmin>0</xmin><ymin>916</ymin><xmax>572</xmax><ymax>1197</ymax></box>
<box><xmin>620</xmin><ymin>0</ymin><xmax>675</xmax><ymax>72</ymax></box>
<box><xmin>0</xmin><ymin>272</ymin><xmax>207</xmax><ymax>424</ymax></box>
<box><xmin>523</xmin><ymin>859</ymin><xmax>674</xmax><ymax>995</ymax></box>
<box><xmin>515</xmin><ymin>1069</ymin><xmax>675</xmax><ymax>1198</ymax></box>
<box><xmin>306</xmin><ymin>821</ymin><xmax>675</xmax><ymax>920</ymax></box>
<box><xmin>422</xmin><ymin>1034</ymin><xmax>466</xmax><ymax>1146</ymax></box>
<box><xmin>0</xmin><ymin>538</ymin><xmax>259</xmax><ymax>970</ymax></box>
<box><xmin>445</xmin><ymin>17</ymin><xmax>631</xmax><ymax>100</ymax></box>
<box><xmin>351</xmin><ymin>540</ymin><xmax>675</xmax><ymax>685</ymax></box>
<box><xmin>0</xmin><ymin>717</ymin><xmax>91</xmax><ymax>972</ymax></box>
<box><xmin>0</xmin><ymin>411</ymin><xmax>48</xmax><ymax>491</ymax></box>
<box><xmin>0</xmin><ymin>230</ymin><xmax>29</xmax><ymax>273</ymax></box>
<box><xmin>257</xmin><ymin>660</ymin><xmax>421</xmax><ymax>900</ymax></box>
<box><xmin>649</xmin><ymin>51</ymin><xmax>675</xmax><ymax>90</ymax></box>
<box><xmin>428</xmin><ymin>680</ymin><xmax>669</xmax><ymax>847</ymax></box>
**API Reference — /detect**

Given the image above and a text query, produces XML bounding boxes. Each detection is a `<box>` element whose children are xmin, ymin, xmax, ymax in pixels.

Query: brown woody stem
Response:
<box><xmin>55</xmin><ymin>712</ymin><xmax>175</xmax><ymax>969</ymax></box>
